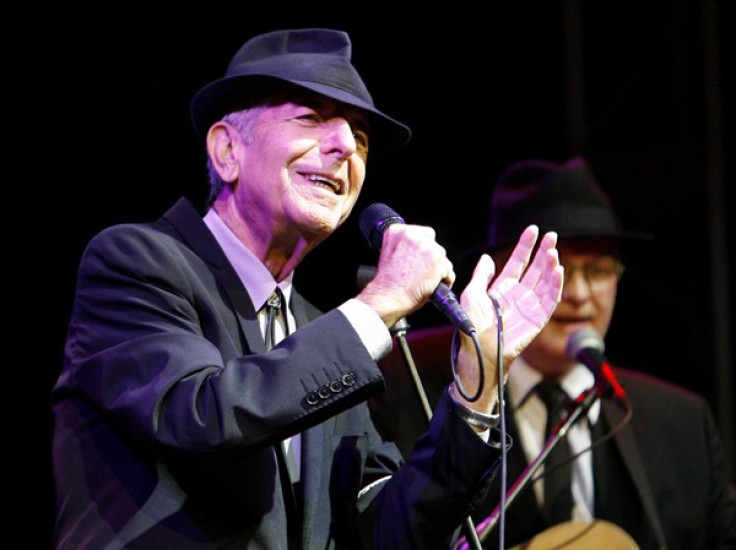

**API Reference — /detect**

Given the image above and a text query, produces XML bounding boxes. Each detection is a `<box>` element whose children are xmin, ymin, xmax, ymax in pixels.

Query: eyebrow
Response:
<box><xmin>295</xmin><ymin>94</ymin><xmax>370</xmax><ymax>130</ymax></box>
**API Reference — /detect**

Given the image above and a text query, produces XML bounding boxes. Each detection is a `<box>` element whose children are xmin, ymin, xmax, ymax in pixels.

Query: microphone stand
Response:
<box><xmin>457</xmin><ymin>383</ymin><xmax>603</xmax><ymax>548</ymax></box>
<box><xmin>390</xmin><ymin>320</ymin><xmax>483</xmax><ymax>550</ymax></box>
<box><xmin>390</xmin><ymin>318</ymin><xmax>433</xmax><ymax>419</ymax></box>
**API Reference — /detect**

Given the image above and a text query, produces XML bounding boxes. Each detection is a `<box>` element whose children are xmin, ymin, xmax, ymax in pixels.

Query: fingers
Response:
<box><xmin>531</xmin><ymin>231</ymin><xmax>564</xmax><ymax>308</ymax></box>
<box><xmin>458</xmin><ymin>254</ymin><xmax>498</xmax><ymax>330</ymax></box>
<box><xmin>521</xmin><ymin>230</ymin><xmax>559</xmax><ymax>289</ymax></box>
<box><xmin>496</xmin><ymin>225</ymin><xmax>540</xmax><ymax>281</ymax></box>
<box><xmin>480</xmin><ymin>226</ymin><xmax>564</xmax><ymax>358</ymax></box>
<box><xmin>540</xmin><ymin>250</ymin><xmax>565</xmax><ymax>309</ymax></box>
<box><xmin>369</xmin><ymin>223</ymin><xmax>457</xmax><ymax>313</ymax></box>
<box><xmin>467</xmin><ymin>254</ymin><xmax>496</xmax><ymax>295</ymax></box>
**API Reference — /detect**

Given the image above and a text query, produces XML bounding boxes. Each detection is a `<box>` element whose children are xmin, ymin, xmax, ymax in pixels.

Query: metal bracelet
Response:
<box><xmin>447</xmin><ymin>386</ymin><xmax>500</xmax><ymax>430</ymax></box>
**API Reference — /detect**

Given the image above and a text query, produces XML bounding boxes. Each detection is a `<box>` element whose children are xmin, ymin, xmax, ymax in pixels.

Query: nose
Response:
<box><xmin>320</xmin><ymin>118</ymin><xmax>357</xmax><ymax>159</ymax></box>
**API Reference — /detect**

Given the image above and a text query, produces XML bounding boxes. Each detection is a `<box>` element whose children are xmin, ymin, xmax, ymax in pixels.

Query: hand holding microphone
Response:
<box><xmin>359</xmin><ymin>203</ymin><xmax>475</xmax><ymax>335</ymax></box>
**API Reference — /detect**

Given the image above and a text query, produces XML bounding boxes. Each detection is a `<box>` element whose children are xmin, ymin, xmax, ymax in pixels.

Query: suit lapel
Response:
<box><xmin>224</xmin><ymin>286</ymin><xmax>268</xmax><ymax>353</ymax></box>
<box><xmin>162</xmin><ymin>198</ymin><xmax>266</xmax><ymax>353</ymax></box>
<box><xmin>604</xmin><ymin>399</ymin><xmax>667</xmax><ymax>548</ymax></box>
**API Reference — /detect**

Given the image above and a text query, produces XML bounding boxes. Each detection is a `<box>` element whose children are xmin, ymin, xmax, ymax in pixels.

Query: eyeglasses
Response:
<box><xmin>561</xmin><ymin>260</ymin><xmax>625</xmax><ymax>291</ymax></box>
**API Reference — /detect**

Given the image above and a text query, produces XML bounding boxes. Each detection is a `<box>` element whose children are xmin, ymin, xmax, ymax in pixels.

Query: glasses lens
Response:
<box><xmin>562</xmin><ymin>261</ymin><xmax>624</xmax><ymax>290</ymax></box>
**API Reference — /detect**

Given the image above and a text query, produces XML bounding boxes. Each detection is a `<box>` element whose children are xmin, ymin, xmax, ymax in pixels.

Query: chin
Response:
<box><xmin>297</xmin><ymin>205</ymin><xmax>341</xmax><ymax>235</ymax></box>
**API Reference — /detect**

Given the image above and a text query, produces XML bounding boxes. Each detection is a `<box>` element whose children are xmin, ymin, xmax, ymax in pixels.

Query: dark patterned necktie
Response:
<box><xmin>536</xmin><ymin>379</ymin><xmax>574</xmax><ymax>526</ymax></box>
<box><xmin>264</xmin><ymin>288</ymin><xmax>284</xmax><ymax>351</ymax></box>
<box><xmin>263</xmin><ymin>288</ymin><xmax>300</xmax><ymax>490</ymax></box>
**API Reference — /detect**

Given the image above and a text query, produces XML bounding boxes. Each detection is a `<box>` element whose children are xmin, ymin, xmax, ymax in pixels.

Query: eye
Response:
<box><xmin>587</xmin><ymin>262</ymin><xmax>624</xmax><ymax>281</ymax></box>
<box><xmin>348</xmin><ymin>116</ymin><xmax>370</xmax><ymax>150</ymax></box>
<box><xmin>586</xmin><ymin>266</ymin><xmax>610</xmax><ymax>281</ymax></box>
<box><xmin>295</xmin><ymin>111</ymin><xmax>321</xmax><ymax>123</ymax></box>
<box><xmin>352</xmin><ymin>129</ymin><xmax>369</xmax><ymax>151</ymax></box>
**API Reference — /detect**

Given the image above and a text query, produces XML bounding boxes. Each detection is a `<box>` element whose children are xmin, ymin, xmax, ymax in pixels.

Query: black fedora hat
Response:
<box><xmin>190</xmin><ymin>28</ymin><xmax>411</xmax><ymax>153</ymax></box>
<box><xmin>480</xmin><ymin>157</ymin><xmax>653</xmax><ymax>254</ymax></box>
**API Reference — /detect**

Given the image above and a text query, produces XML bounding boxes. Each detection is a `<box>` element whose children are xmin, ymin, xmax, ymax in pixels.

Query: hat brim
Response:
<box><xmin>190</xmin><ymin>74</ymin><xmax>411</xmax><ymax>155</ymax></box>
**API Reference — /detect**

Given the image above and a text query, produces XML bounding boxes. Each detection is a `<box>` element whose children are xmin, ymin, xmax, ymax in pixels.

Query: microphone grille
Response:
<box><xmin>358</xmin><ymin>203</ymin><xmax>404</xmax><ymax>250</ymax></box>
<box><xmin>566</xmin><ymin>328</ymin><xmax>605</xmax><ymax>360</ymax></box>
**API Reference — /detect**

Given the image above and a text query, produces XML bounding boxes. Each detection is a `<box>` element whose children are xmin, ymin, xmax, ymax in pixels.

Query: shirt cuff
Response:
<box><xmin>447</xmin><ymin>384</ymin><xmax>501</xmax><ymax>432</ymax></box>
<box><xmin>338</xmin><ymin>299</ymin><xmax>393</xmax><ymax>360</ymax></box>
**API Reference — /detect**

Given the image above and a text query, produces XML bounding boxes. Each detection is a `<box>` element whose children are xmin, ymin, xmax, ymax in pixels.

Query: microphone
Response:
<box><xmin>358</xmin><ymin>203</ymin><xmax>475</xmax><ymax>335</ymax></box>
<box><xmin>566</xmin><ymin>329</ymin><xmax>628</xmax><ymax>405</ymax></box>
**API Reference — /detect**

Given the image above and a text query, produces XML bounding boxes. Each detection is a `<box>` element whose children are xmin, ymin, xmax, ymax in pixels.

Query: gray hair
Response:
<box><xmin>205</xmin><ymin>106</ymin><xmax>267</xmax><ymax>207</ymax></box>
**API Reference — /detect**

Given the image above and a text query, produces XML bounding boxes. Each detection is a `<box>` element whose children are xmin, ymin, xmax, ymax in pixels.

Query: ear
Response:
<box><xmin>206</xmin><ymin>121</ymin><xmax>241</xmax><ymax>184</ymax></box>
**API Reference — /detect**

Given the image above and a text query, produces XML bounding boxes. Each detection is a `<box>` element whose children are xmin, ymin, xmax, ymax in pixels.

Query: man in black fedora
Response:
<box><xmin>373</xmin><ymin>157</ymin><xmax>736</xmax><ymax>549</ymax></box>
<box><xmin>51</xmin><ymin>29</ymin><xmax>566</xmax><ymax>549</ymax></box>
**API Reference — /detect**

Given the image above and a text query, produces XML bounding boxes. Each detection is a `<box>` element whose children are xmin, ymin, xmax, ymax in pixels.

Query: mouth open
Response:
<box><xmin>304</xmin><ymin>173</ymin><xmax>343</xmax><ymax>195</ymax></box>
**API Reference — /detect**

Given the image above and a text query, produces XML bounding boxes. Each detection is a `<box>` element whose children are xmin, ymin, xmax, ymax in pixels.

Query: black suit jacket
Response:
<box><xmin>52</xmin><ymin>198</ymin><xmax>503</xmax><ymax>550</ymax></box>
<box><xmin>372</xmin><ymin>325</ymin><xmax>736</xmax><ymax>550</ymax></box>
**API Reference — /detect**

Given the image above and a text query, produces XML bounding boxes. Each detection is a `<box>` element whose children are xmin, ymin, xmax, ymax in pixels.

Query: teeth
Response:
<box><xmin>307</xmin><ymin>175</ymin><xmax>339</xmax><ymax>192</ymax></box>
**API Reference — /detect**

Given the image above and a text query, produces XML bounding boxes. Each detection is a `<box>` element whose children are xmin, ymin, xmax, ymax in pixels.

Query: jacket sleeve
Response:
<box><xmin>357</xmin><ymin>389</ymin><xmax>505</xmax><ymax>549</ymax></box>
<box><xmin>56</xmin><ymin>223</ymin><xmax>388</xmax><ymax>457</ymax></box>
<box><xmin>702</xmin><ymin>401</ymin><xmax>736</xmax><ymax>548</ymax></box>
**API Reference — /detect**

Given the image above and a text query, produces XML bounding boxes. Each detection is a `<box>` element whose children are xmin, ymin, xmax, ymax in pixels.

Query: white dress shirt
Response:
<box><xmin>506</xmin><ymin>357</ymin><xmax>602</xmax><ymax>521</ymax></box>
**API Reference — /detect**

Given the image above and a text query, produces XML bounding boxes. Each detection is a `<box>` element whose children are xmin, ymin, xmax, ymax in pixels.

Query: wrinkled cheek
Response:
<box><xmin>594</xmin><ymin>294</ymin><xmax>617</xmax><ymax>334</ymax></box>
<box><xmin>340</xmin><ymin>181</ymin><xmax>363</xmax><ymax>225</ymax></box>
<box><xmin>595</xmin><ymin>308</ymin><xmax>615</xmax><ymax>336</ymax></box>
<box><xmin>350</xmin><ymin>163</ymin><xmax>366</xmax><ymax>195</ymax></box>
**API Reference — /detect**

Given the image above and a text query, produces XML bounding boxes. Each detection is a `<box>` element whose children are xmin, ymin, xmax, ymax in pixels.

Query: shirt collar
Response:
<box><xmin>203</xmin><ymin>208</ymin><xmax>293</xmax><ymax>310</ymax></box>
<box><xmin>508</xmin><ymin>356</ymin><xmax>600</xmax><ymax>423</ymax></box>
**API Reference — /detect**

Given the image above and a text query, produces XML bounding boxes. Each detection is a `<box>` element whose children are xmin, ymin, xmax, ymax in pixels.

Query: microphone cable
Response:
<box><xmin>450</xmin><ymin>291</ymin><xmax>509</xmax><ymax>550</ymax></box>
<box><xmin>490</xmin><ymin>292</ymin><xmax>508</xmax><ymax>550</ymax></box>
<box><xmin>529</xmin><ymin>391</ymin><xmax>633</xmax><ymax>485</ymax></box>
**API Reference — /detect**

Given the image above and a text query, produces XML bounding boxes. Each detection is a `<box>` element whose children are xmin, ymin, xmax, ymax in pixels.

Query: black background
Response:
<box><xmin>36</xmin><ymin>2</ymin><xmax>732</xmax><ymax>548</ymax></box>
